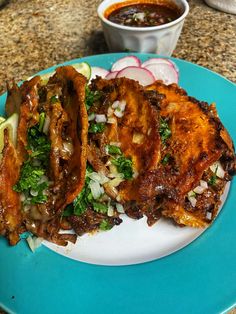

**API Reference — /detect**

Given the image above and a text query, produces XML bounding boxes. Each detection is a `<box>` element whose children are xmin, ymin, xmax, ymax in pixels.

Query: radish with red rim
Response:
<box><xmin>116</xmin><ymin>66</ymin><xmax>155</xmax><ymax>86</ymax></box>
<box><xmin>141</xmin><ymin>57</ymin><xmax>179</xmax><ymax>73</ymax></box>
<box><xmin>111</xmin><ymin>56</ymin><xmax>141</xmax><ymax>72</ymax></box>
<box><xmin>91</xmin><ymin>67</ymin><xmax>110</xmax><ymax>80</ymax></box>
<box><xmin>105</xmin><ymin>71</ymin><xmax>119</xmax><ymax>79</ymax></box>
<box><xmin>144</xmin><ymin>63</ymin><xmax>178</xmax><ymax>85</ymax></box>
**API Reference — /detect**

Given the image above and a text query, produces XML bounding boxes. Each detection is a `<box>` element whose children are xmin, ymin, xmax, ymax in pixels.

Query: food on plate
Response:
<box><xmin>105</xmin><ymin>1</ymin><xmax>182</xmax><ymax>27</ymax></box>
<box><xmin>0</xmin><ymin>56</ymin><xmax>235</xmax><ymax>249</ymax></box>
<box><xmin>0</xmin><ymin>66</ymin><xmax>88</xmax><ymax>245</ymax></box>
<box><xmin>141</xmin><ymin>82</ymin><xmax>236</xmax><ymax>227</ymax></box>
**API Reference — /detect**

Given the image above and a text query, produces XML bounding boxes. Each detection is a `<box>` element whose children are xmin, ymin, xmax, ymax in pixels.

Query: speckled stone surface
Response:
<box><xmin>0</xmin><ymin>0</ymin><xmax>235</xmax><ymax>95</ymax></box>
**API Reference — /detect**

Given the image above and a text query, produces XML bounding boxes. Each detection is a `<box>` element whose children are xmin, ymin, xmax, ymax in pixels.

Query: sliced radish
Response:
<box><xmin>105</xmin><ymin>71</ymin><xmax>119</xmax><ymax>79</ymax></box>
<box><xmin>142</xmin><ymin>58</ymin><xmax>179</xmax><ymax>73</ymax></box>
<box><xmin>145</xmin><ymin>63</ymin><xmax>178</xmax><ymax>85</ymax></box>
<box><xmin>116</xmin><ymin>66</ymin><xmax>155</xmax><ymax>86</ymax></box>
<box><xmin>111</xmin><ymin>56</ymin><xmax>141</xmax><ymax>72</ymax></box>
<box><xmin>90</xmin><ymin>67</ymin><xmax>109</xmax><ymax>80</ymax></box>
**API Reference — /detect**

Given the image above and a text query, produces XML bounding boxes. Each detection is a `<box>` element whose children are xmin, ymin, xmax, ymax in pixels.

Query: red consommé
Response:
<box><xmin>105</xmin><ymin>1</ymin><xmax>182</xmax><ymax>27</ymax></box>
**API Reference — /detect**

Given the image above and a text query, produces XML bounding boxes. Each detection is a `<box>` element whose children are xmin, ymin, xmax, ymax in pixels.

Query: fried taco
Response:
<box><xmin>0</xmin><ymin>66</ymin><xmax>88</xmax><ymax>245</ymax></box>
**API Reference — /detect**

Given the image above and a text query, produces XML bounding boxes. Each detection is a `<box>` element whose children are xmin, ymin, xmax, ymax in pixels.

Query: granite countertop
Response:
<box><xmin>0</xmin><ymin>0</ymin><xmax>235</xmax><ymax>95</ymax></box>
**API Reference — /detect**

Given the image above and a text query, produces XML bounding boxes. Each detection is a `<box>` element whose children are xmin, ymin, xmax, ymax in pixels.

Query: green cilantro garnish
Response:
<box><xmin>14</xmin><ymin>114</ymin><xmax>50</xmax><ymax>204</ymax></box>
<box><xmin>50</xmin><ymin>95</ymin><xmax>59</xmax><ymax>104</ymax></box>
<box><xmin>159</xmin><ymin>117</ymin><xmax>171</xmax><ymax>143</ymax></box>
<box><xmin>73</xmin><ymin>175</ymin><xmax>92</xmax><ymax>216</ymax></box>
<box><xmin>99</xmin><ymin>220</ymin><xmax>112</xmax><ymax>231</ymax></box>
<box><xmin>161</xmin><ymin>153</ymin><xmax>171</xmax><ymax>165</ymax></box>
<box><xmin>209</xmin><ymin>165</ymin><xmax>218</xmax><ymax>186</ymax></box>
<box><xmin>85</xmin><ymin>86</ymin><xmax>101</xmax><ymax>110</ymax></box>
<box><xmin>106</xmin><ymin>144</ymin><xmax>122</xmax><ymax>155</ymax></box>
<box><xmin>112</xmin><ymin>156</ymin><xmax>133</xmax><ymax>180</ymax></box>
<box><xmin>93</xmin><ymin>202</ymin><xmax>108</xmax><ymax>214</ymax></box>
<box><xmin>63</xmin><ymin>204</ymin><xmax>74</xmax><ymax>217</ymax></box>
<box><xmin>209</xmin><ymin>174</ymin><xmax>217</xmax><ymax>186</ymax></box>
<box><xmin>38</xmin><ymin>112</ymin><xmax>46</xmax><ymax>132</ymax></box>
<box><xmin>66</xmin><ymin>165</ymin><xmax>108</xmax><ymax>217</ymax></box>
<box><xmin>88</xmin><ymin>122</ymin><xmax>105</xmax><ymax>133</ymax></box>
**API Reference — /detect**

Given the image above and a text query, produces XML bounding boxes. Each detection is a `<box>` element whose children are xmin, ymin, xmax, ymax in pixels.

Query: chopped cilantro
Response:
<box><xmin>209</xmin><ymin>165</ymin><xmax>218</xmax><ymax>186</ymax></box>
<box><xmin>63</xmin><ymin>204</ymin><xmax>74</xmax><ymax>217</ymax></box>
<box><xmin>27</xmin><ymin>124</ymin><xmax>50</xmax><ymax>166</ymax></box>
<box><xmin>93</xmin><ymin>202</ymin><xmax>108</xmax><ymax>214</ymax></box>
<box><xmin>161</xmin><ymin>153</ymin><xmax>171</xmax><ymax>165</ymax></box>
<box><xmin>88</xmin><ymin>122</ymin><xmax>105</xmax><ymax>133</ymax></box>
<box><xmin>63</xmin><ymin>164</ymin><xmax>112</xmax><ymax>219</ymax></box>
<box><xmin>50</xmin><ymin>95</ymin><xmax>59</xmax><ymax>104</ymax></box>
<box><xmin>38</xmin><ymin>112</ymin><xmax>45</xmax><ymax>132</ymax></box>
<box><xmin>159</xmin><ymin>117</ymin><xmax>171</xmax><ymax>143</ymax></box>
<box><xmin>14</xmin><ymin>115</ymin><xmax>50</xmax><ymax>205</ymax></box>
<box><xmin>85</xmin><ymin>86</ymin><xmax>101</xmax><ymax>110</ymax></box>
<box><xmin>209</xmin><ymin>174</ymin><xmax>217</xmax><ymax>186</ymax></box>
<box><xmin>112</xmin><ymin>156</ymin><xmax>133</xmax><ymax>180</ymax></box>
<box><xmin>99</xmin><ymin>219</ymin><xmax>112</xmax><ymax>231</ymax></box>
<box><xmin>106</xmin><ymin>144</ymin><xmax>122</xmax><ymax>155</ymax></box>
<box><xmin>73</xmin><ymin>181</ymin><xmax>91</xmax><ymax>216</ymax></box>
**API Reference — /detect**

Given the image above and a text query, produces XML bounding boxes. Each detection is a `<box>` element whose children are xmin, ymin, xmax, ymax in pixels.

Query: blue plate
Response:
<box><xmin>0</xmin><ymin>53</ymin><xmax>235</xmax><ymax>314</ymax></box>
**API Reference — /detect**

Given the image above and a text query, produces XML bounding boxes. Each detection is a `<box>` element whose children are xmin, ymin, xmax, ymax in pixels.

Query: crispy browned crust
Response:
<box><xmin>48</xmin><ymin>66</ymin><xmax>88</xmax><ymax>208</ymax></box>
<box><xmin>1</xmin><ymin>66</ymin><xmax>88</xmax><ymax>246</ymax></box>
<box><xmin>89</xmin><ymin>77</ymin><xmax>161</xmax><ymax>203</ymax></box>
<box><xmin>140</xmin><ymin>81</ymin><xmax>236</xmax><ymax>227</ymax></box>
<box><xmin>0</xmin><ymin>129</ymin><xmax>22</xmax><ymax>245</ymax></box>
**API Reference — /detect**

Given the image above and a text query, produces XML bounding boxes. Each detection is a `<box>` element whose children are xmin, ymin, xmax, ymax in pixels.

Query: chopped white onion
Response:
<box><xmin>188</xmin><ymin>196</ymin><xmax>197</xmax><ymax>207</ymax></box>
<box><xmin>119</xmin><ymin>100</ymin><xmax>126</xmax><ymax>111</ymax></box>
<box><xmin>95</xmin><ymin>114</ymin><xmax>107</xmax><ymax>123</ymax></box>
<box><xmin>87</xmin><ymin>172</ymin><xmax>109</xmax><ymax>184</ymax></box>
<box><xmin>26</xmin><ymin>235</ymin><xmax>43</xmax><ymax>252</ymax></box>
<box><xmin>89</xmin><ymin>180</ymin><xmax>103</xmax><ymax>199</ymax></box>
<box><xmin>116</xmin><ymin>203</ymin><xmax>125</xmax><ymax>213</ymax></box>
<box><xmin>193</xmin><ymin>186</ymin><xmax>205</xmax><ymax>194</ymax></box>
<box><xmin>114</xmin><ymin>108</ymin><xmax>124</xmax><ymax>118</ymax></box>
<box><xmin>210</xmin><ymin>161</ymin><xmax>225</xmax><ymax>179</ymax></box>
<box><xmin>133</xmin><ymin>12</ymin><xmax>145</xmax><ymax>21</ymax></box>
<box><xmin>107</xmin><ymin>117</ymin><xmax>116</xmax><ymax>124</ymax></box>
<box><xmin>88</xmin><ymin>113</ymin><xmax>95</xmax><ymax>121</ymax></box>
<box><xmin>30</xmin><ymin>189</ymin><xmax>38</xmax><ymax>197</ymax></box>
<box><xmin>107</xmin><ymin>176</ymin><xmax>124</xmax><ymax>188</ymax></box>
<box><xmin>200</xmin><ymin>180</ymin><xmax>208</xmax><ymax>189</ymax></box>
<box><xmin>112</xmin><ymin>100</ymin><xmax>120</xmax><ymax>109</ymax></box>
<box><xmin>187</xmin><ymin>191</ymin><xmax>197</xmax><ymax>207</ymax></box>
<box><xmin>206</xmin><ymin>211</ymin><xmax>212</xmax><ymax>220</ymax></box>
<box><xmin>107</xmin><ymin>205</ymin><xmax>114</xmax><ymax>217</ymax></box>
<box><xmin>43</xmin><ymin>115</ymin><xmax>50</xmax><ymax>134</ymax></box>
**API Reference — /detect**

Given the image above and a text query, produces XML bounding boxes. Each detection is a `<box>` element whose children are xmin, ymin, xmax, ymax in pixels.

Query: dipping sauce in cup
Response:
<box><xmin>105</xmin><ymin>2</ymin><xmax>182</xmax><ymax>27</ymax></box>
<box><xmin>98</xmin><ymin>0</ymin><xmax>189</xmax><ymax>56</ymax></box>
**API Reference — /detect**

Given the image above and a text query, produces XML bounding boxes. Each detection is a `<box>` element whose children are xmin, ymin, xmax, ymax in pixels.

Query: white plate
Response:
<box><xmin>44</xmin><ymin>183</ymin><xmax>230</xmax><ymax>265</ymax></box>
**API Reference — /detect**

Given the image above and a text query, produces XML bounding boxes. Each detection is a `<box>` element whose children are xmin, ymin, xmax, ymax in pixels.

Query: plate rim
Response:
<box><xmin>0</xmin><ymin>52</ymin><xmax>235</xmax><ymax>314</ymax></box>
